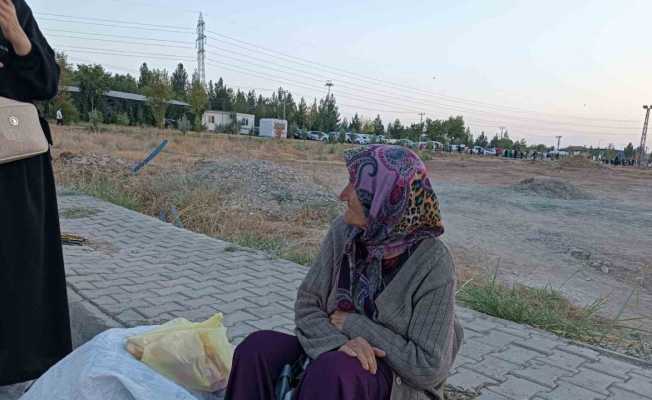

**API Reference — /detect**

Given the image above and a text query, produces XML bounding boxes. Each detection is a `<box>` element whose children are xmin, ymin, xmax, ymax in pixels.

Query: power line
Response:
<box><xmin>49</xmin><ymin>30</ymin><xmax>641</xmax><ymax>132</ymax></box>
<box><xmin>57</xmin><ymin>44</ymin><xmax>640</xmax><ymax>139</ymax></box>
<box><xmin>39</xmin><ymin>12</ymin><xmax>640</xmax><ymax>125</ymax></box>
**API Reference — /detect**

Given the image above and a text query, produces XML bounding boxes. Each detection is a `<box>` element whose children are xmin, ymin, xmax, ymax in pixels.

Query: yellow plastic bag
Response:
<box><xmin>126</xmin><ymin>313</ymin><xmax>234</xmax><ymax>392</ymax></box>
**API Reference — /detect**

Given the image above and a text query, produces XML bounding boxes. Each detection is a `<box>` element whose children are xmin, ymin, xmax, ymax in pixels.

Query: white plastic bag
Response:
<box><xmin>20</xmin><ymin>326</ymin><xmax>224</xmax><ymax>400</ymax></box>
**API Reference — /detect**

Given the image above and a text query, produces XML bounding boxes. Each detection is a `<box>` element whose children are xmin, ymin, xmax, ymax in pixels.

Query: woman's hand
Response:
<box><xmin>338</xmin><ymin>337</ymin><xmax>386</xmax><ymax>375</ymax></box>
<box><xmin>329</xmin><ymin>310</ymin><xmax>350</xmax><ymax>330</ymax></box>
<box><xmin>0</xmin><ymin>0</ymin><xmax>31</xmax><ymax>56</ymax></box>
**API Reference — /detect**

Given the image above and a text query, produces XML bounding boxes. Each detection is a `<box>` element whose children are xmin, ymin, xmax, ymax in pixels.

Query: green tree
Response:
<box><xmin>110</xmin><ymin>73</ymin><xmax>139</xmax><ymax>93</ymax></box>
<box><xmin>143</xmin><ymin>69</ymin><xmax>171</xmax><ymax>128</ymax></box>
<box><xmin>76</xmin><ymin>64</ymin><xmax>111</xmax><ymax>117</ymax></box>
<box><xmin>294</xmin><ymin>97</ymin><xmax>308</xmax><ymax>129</ymax></box>
<box><xmin>350</xmin><ymin>113</ymin><xmax>362</xmax><ymax>131</ymax></box>
<box><xmin>51</xmin><ymin>52</ymin><xmax>80</xmax><ymax>122</ymax></box>
<box><xmin>372</xmin><ymin>114</ymin><xmax>384</xmax><ymax>135</ymax></box>
<box><xmin>189</xmin><ymin>75</ymin><xmax>208</xmax><ymax>131</ymax></box>
<box><xmin>474</xmin><ymin>132</ymin><xmax>489</xmax><ymax>148</ymax></box>
<box><xmin>317</xmin><ymin>94</ymin><xmax>340</xmax><ymax>131</ymax></box>
<box><xmin>387</xmin><ymin>119</ymin><xmax>404</xmax><ymax>138</ymax></box>
<box><xmin>170</xmin><ymin>63</ymin><xmax>189</xmax><ymax>100</ymax></box>
<box><xmin>308</xmin><ymin>98</ymin><xmax>319</xmax><ymax>130</ymax></box>
<box><xmin>624</xmin><ymin>142</ymin><xmax>635</xmax><ymax>159</ymax></box>
<box><xmin>138</xmin><ymin>63</ymin><xmax>153</xmax><ymax>90</ymax></box>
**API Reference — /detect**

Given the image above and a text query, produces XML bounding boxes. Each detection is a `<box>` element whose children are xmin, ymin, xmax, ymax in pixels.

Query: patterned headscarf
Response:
<box><xmin>336</xmin><ymin>145</ymin><xmax>444</xmax><ymax>318</ymax></box>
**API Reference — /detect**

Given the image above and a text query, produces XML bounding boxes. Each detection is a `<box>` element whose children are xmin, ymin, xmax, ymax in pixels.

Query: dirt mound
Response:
<box><xmin>192</xmin><ymin>159</ymin><xmax>341</xmax><ymax>218</ymax></box>
<box><xmin>555</xmin><ymin>156</ymin><xmax>603</xmax><ymax>169</ymax></box>
<box><xmin>512</xmin><ymin>177</ymin><xmax>593</xmax><ymax>200</ymax></box>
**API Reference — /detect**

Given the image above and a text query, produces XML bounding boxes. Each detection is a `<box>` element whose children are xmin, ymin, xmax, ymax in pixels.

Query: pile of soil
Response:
<box><xmin>555</xmin><ymin>156</ymin><xmax>603</xmax><ymax>169</ymax></box>
<box><xmin>511</xmin><ymin>177</ymin><xmax>593</xmax><ymax>200</ymax></box>
<box><xmin>192</xmin><ymin>159</ymin><xmax>341</xmax><ymax>219</ymax></box>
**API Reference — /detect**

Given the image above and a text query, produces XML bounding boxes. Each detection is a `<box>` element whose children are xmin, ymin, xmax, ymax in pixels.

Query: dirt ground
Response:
<box><xmin>51</xmin><ymin>125</ymin><xmax>652</xmax><ymax>336</ymax></box>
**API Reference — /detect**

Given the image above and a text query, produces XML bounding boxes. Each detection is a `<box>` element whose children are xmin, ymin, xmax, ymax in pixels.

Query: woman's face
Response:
<box><xmin>339</xmin><ymin>183</ymin><xmax>368</xmax><ymax>228</ymax></box>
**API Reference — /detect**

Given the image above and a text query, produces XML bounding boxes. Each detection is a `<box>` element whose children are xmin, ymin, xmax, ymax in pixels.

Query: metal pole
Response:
<box><xmin>637</xmin><ymin>105</ymin><xmax>650</xmax><ymax>167</ymax></box>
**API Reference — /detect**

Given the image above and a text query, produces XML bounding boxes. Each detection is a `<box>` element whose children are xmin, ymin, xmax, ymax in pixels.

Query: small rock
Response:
<box><xmin>600</xmin><ymin>266</ymin><xmax>609</xmax><ymax>274</ymax></box>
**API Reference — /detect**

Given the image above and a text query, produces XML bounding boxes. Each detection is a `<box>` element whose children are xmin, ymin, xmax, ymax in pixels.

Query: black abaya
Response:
<box><xmin>0</xmin><ymin>0</ymin><xmax>72</xmax><ymax>385</ymax></box>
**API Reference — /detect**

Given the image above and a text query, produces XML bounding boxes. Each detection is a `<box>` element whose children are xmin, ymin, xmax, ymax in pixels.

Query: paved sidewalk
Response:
<box><xmin>50</xmin><ymin>193</ymin><xmax>652</xmax><ymax>399</ymax></box>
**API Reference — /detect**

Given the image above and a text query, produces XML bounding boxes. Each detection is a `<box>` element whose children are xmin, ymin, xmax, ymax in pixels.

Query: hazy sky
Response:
<box><xmin>28</xmin><ymin>0</ymin><xmax>652</xmax><ymax>148</ymax></box>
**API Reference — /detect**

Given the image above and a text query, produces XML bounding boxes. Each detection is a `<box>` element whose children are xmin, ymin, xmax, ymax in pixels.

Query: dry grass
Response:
<box><xmin>53</xmin><ymin>123</ymin><xmax>652</xmax><ymax>359</ymax></box>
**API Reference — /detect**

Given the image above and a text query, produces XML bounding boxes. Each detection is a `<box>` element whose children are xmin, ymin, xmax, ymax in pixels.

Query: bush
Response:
<box><xmin>88</xmin><ymin>109</ymin><xmax>104</xmax><ymax>132</ymax></box>
<box><xmin>115</xmin><ymin>112</ymin><xmax>130</xmax><ymax>126</ymax></box>
<box><xmin>178</xmin><ymin>115</ymin><xmax>192</xmax><ymax>134</ymax></box>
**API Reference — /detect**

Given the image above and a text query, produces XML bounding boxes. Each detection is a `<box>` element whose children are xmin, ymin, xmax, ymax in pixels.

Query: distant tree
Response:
<box><xmin>624</xmin><ymin>142</ymin><xmax>635</xmax><ymax>159</ymax></box>
<box><xmin>339</xmin><ymin>117</ymin><xmax>349</xmax><ymax>131</ymax></box>
<box><xmin>51</xmin><ymin>52</ymin><xmax>79</xmax><ymax>122</ymax></box>
<box><xmin>138</xmin><ymin>63</ymin><xmax>153</xmax><ymax>89</ymax></box>
<box><xmin>233</xmin><ymin>90</ymin><xmax>248</xmax><ymax>113</ymax></box>
<box><xmin>372</xmin><ymin>114</ymin><xmax>384</xmax><ymax>135</ymax></box>
<box><xmin>170</xmin><ymin>63</ymin><xmax>189</xmax><ymax>100</ymax></box>
<box><xmin>294</xmin><ymin>97</ymin><xmax>308</xmax><ymax>129</ymax></box>
<box><xmin>246</xmin><ymin>90</ymin><xmax>257</xmax><ymax>114</ymax></box>
<box><xmin>76</xmin><ymin>64</ymin><xmax>111</xmax><ymax>116</ymax></box>
<box><xmin>143</xmin><ymin>69</ymin><xmax>171</xmax><ymax>128</ymax></box>
<box><xmin>474</xmin><ymin>132</ymin><xmax>489</xmax><ymax>148</ymax></box>
<box><xmin>350</xmin><ymin>113</ymin><xmax>362</xmax><ymax>131</ymax></box>
<box><xmin>308</xmin><ymin>98</ymin><xmax>319</xmax><ymax>130</ymax></box>
<box><xmin>110</xmin><ymin>73</ymin><xmax>139</xmax><ymax>93</ymax></box>
<box><xmin>189</xmin><ymin>75</ymin><xmax>208</xmax><ymax>130</ymax></box>
<box><xmin>317</xmin><ymin>94</ymin><xmax>340</xmax><ymax>132</ymax></box>
<box><xmin>387</xmin><ymin>119</ymin><xmax>404</xmax><ymax>138</ymax></box>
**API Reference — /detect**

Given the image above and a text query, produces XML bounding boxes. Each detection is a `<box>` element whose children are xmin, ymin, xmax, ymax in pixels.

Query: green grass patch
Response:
<box><xmin>457</xmin><ymin>273</ymin><xmax>609</xmax><ymax>342</ymax></box>
<box><xmin>69</xmin><ymin>176</ymin><xmax>142</xmax><ymax>211</ymax></box>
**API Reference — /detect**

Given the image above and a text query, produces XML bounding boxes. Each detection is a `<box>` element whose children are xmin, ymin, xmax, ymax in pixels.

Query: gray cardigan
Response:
<box><xmin>295</xmin><ymin>217</ymin><xmax>464</xmax><ymax>400</ymax></box>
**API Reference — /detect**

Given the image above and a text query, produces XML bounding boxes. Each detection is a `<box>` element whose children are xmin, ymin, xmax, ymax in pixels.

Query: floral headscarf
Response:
<box><xmin>336</xmin><ymin>145</ymin><xmax>444</xmax><ymax>318</ymax></box>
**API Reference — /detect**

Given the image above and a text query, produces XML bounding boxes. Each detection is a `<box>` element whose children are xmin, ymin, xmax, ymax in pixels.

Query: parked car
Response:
<box><xmin>349</xmin><ymin>133</ymin><xmax>367</xmax><ymax>145</ymax></box>
<box><xmin>398</xmin><ymin>139</ymin><xmax>417</xmax><ymax>149</ymax></box>
<box><xmin>385</xmin><ymin>138</ymin><xmax>399</xmax><ymax>145</ymax></box>
<box><xmin>327</xmin><ymin>132</ymin><xmax>341</xmax><ymax>142</ymax></box>
<box><xmin>306</xmin><ymin>131</ymin><xmax>326</xmax><ymax>141</ymax></box>
<box><xmin>472</xmin><ymin>146</ymin><xmax>486</xmax><ymax>155</ymax></box>
<box><xmin>484</xmin><ymin>147</ymin><xmax>497</xmax><ymax>155</ymax></box>
<box><xmin>293</xmin><ymin>129</ymin><xmax>307</xmax><ymax>140</ymax></box>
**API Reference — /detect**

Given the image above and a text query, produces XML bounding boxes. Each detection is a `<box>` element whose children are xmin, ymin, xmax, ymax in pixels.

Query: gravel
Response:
<box><xmin>192</xmin><ymin>159</ymin><xmax>340</xmax><ymax>219</ymax></box>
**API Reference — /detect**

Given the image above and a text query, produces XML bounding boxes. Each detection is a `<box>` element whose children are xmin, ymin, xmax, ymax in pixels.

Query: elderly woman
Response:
<box><xmin>0</xmin><ymin>0</ymin><xmax>72</xmax><ymax>388</ymax></box>
<box><xmin>226</xmin><ymin>145</ymin><xmax>464</xmax><ymax>400</ymax></box>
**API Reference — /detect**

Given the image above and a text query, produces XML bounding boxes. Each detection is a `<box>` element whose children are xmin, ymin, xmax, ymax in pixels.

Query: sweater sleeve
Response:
<box><xmin>6</xmin><ymin>0</ymin><xmax>60</xmax><ymax>101</ymax></box>
<box><xmin>294</xmin><ymin>225</ymin><xmax>349</xmax><ymax>359</ymax></box>
<box><xmin>342</xmin><ymin>253</ymin><xmax>460</xmax><ymax>390</ymax></box>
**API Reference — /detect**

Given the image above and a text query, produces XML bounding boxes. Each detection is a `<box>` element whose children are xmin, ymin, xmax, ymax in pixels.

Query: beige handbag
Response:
<box><xmin>0</xmin><ymin>96</ymin><xmax>49</xmax><ymax>165</ymax></box>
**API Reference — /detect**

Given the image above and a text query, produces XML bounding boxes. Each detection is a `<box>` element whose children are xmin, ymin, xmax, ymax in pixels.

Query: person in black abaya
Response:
<box><xmin>0</xmin><ymin>0</ymin><xmax>72</xmax><ymax>386</ymax></box>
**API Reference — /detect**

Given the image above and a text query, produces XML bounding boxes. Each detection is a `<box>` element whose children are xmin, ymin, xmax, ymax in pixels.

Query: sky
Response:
<box><xmin>27</xmin><ymin>0</ymin><xmax>652</xmax><ymax>149</ymax></box>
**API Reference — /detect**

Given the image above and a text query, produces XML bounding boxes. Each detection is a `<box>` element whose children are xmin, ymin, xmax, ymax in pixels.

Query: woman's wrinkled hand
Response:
<box><xmin>338</xmin><ymin>337</ymin><xmax>386</xmax><ymax>375</ymax></box>
<box><xmin>329</xmin><ymin>310</ymin><xmax>350</xmax><ymax>330</ymax></box>
<box><xmin>0</xmin><ymin>0</ymin><xmax>31</xmax><ymax>56</ymax></box>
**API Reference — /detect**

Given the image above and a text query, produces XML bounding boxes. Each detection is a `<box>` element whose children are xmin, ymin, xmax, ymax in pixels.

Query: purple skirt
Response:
<box><xmin>225</xmin><ymin>330</ymin><xmax>393</xmax><ymax>400</ymax></box>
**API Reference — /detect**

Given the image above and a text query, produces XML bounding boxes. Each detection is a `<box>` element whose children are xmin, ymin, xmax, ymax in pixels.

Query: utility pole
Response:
<box><xmin>325</xmin><ymin>80</ymin><xmax>334</xmax><ymax>96</ymax></box>
<box><xmin>279</xmin><ymin>89</ymin><xmax>286</xmax><ymax>120</ymax></box>
<box><xmin>418</xmin><ymin>112</ymin><xmax>426</xmax><ymax>133</ymax></box>
<box><xmin>555</xmin><ymin>135</ymin><xmax>562</xmax><ymax>151</ymax></box>
<box><xmin>196</xmin><ymin>13</ymin><xmax>206</xmax><ymax>86</ymax></box>
<box><xmin>637</xmin><ymin>105</ymin><xmax>650</xmax><ymax>167</ymax></box>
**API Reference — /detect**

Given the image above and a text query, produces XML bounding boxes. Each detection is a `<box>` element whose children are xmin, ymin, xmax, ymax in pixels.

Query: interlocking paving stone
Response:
<box><xmin>55</xmin><ymin>193</ymin><xmax>651</xmax><ymax>400</ymax></box>
<box><xmin>448</xmin><ymin>367</ymin><xmax>501</xmax><ymax>391</ymax></box>
<box><xmin>488</xmin><ymin>376</ymin><xmax>549</xmax><ymax>400</ymax></box>
<box><xmin>559</xmin><ymin>368</ymin><xmax>625</xmax><ymax>395</ymax></box>
<box><xmin>536</xmin><ymin>382</ymin><xmax>607</xmax><ymax>400</ymax></box>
